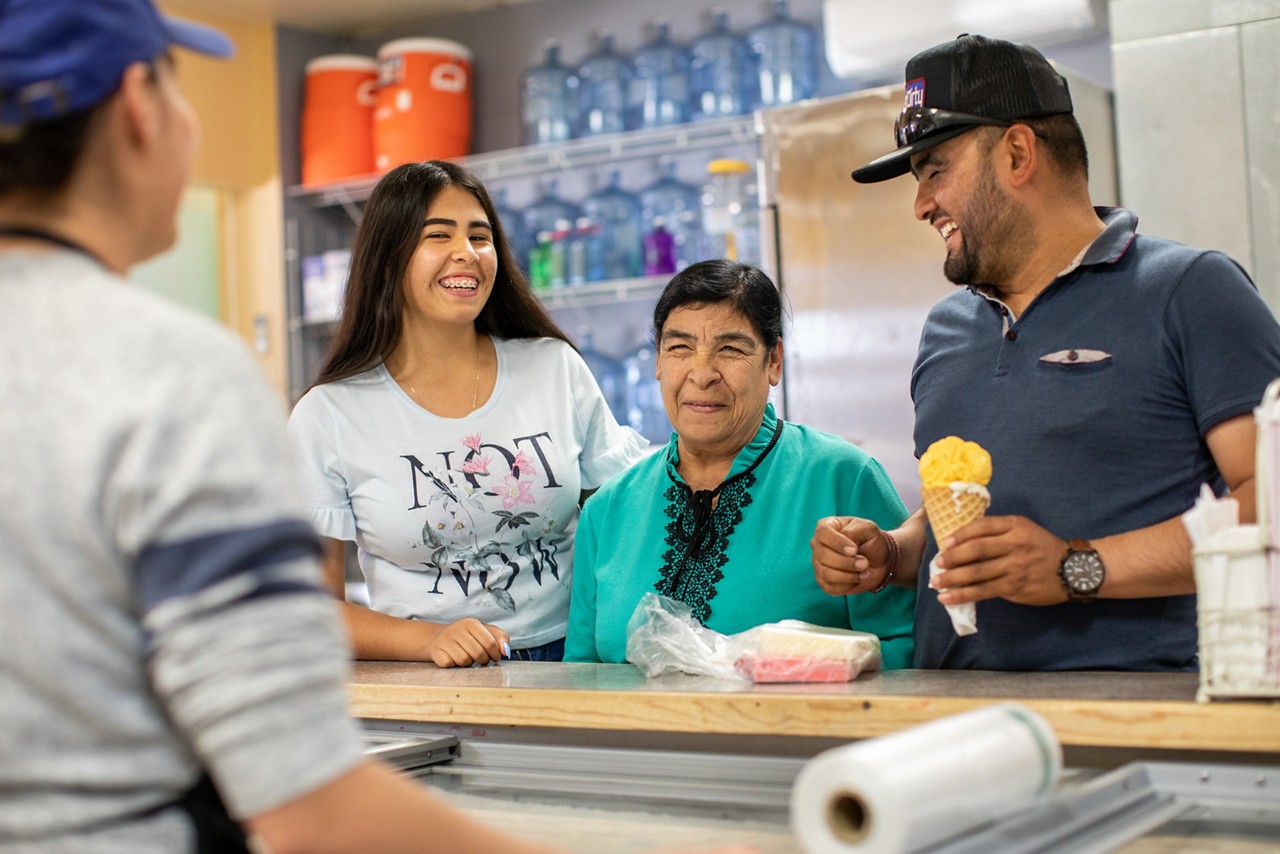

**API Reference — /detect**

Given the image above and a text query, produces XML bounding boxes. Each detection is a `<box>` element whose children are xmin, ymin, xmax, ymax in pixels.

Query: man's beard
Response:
<box><xmin>942</xmin><ymin>167</ymin><xmax>1021</xmax><ymax>288</ymax></box>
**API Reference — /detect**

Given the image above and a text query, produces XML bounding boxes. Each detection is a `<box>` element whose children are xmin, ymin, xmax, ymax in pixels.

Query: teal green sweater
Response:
<box><xmin>566</xmin><ymin>404</ymin><xmax>915</xmax><ymax>669</ymax></box>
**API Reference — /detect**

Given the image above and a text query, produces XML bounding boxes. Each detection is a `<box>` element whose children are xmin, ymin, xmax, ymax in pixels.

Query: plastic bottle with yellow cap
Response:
<box><xmin>699</xmin><ymin>157</ymin><xmax>759</xmax><ymax>263</ymax></box>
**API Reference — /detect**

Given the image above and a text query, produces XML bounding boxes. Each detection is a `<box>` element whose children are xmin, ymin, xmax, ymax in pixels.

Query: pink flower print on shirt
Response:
<box><xmin>511</xmin><ymin>450</ymin><xmax>539</xmax><ymax>478</ymax></box>
<box><xmin>500</xmin><ymin>473</ymin><xmax>535</xmax><ymax>510</ymax></box>
<box><xmin>461</xmin><ymin>454</ymin><xmax>492</xmax><ymax>475</ymax></box>
<box><xmin>462</xmin><ymin>433</ymin><xmax>483</xmax><ymax>453</ymax></box>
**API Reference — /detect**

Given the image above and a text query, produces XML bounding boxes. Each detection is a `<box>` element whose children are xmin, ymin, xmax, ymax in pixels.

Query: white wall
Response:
<box><xmin>1110</xmin><ymin>0</ymin><xmax>1280</xmax><ymax>309</ymax></box>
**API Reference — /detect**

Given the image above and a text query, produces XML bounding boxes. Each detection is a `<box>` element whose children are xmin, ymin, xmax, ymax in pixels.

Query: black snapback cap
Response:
<box><xmin>852</xmin><ymin>34</ymin><xmax>1074</xmax><ymax>183</ymax></box>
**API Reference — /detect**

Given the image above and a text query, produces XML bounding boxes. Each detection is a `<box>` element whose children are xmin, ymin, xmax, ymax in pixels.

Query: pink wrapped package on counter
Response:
<box><xmin>732</xmin><ymin>622</ymin><xmax>881</xmax><ymax>683</ymax></box>
<box><xmin>624</xmin><ymin>593</ymin><xmax>881</xmax><ymax>683</ymax></box>
<box><xmin>734</xmin><ymin>655</ymin><xmax>862</xmax><ymax>683</ymax></box>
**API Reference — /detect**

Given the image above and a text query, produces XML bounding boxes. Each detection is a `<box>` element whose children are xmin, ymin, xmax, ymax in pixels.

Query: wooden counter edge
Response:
<box><xmin>347</xmin><ymin>682</ymin><xmax>1280</xmax><ymax>753</ymax></box>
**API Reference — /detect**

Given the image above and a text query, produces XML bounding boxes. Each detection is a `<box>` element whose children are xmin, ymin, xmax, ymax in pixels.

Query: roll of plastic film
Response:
<box><xmin>790</xmin><ymin>703</ymin><xmax>1062</xmax><ymax>853</ymax></box>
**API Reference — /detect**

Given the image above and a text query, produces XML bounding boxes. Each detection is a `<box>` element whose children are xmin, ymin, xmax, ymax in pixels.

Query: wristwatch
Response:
<box><xmin>1059</xmin><ymin>539</ymin><xmax>1105</xmax><ymax>601</ymax></box>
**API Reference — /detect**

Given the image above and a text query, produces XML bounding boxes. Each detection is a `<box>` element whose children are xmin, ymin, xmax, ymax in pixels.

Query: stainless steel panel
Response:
<box><xmin>759</xmin><ymin>87</ymin><xmax>950</xmax><ymax>510</ymax></box>
<box><xmin>1109</xmin><ymin>0</ymin><xmax>1280</xmax><ymax>42</ymax></box>
<box><xmin>1069</xmin><ymin>68</ymin><xmax>1120</xmax><ymax>207</ymax></box>
<box><xmin>1244</xmin><ymin>17</ymin><xmax>1280</xmax><ymax>308</ymax></box>
<box><xmin>362</xmin><ymin>732</ymin><xmax>461</xmax><ymax>771</ymax></box>
<box><xmin>936</xmin><ymin>761</ymin><xmax>1280</xmax><ymax>853</ymax></box>
<box><xmin>1112</xmin><ymin>27</ymin><xmax>1254</xmax><ymax>275</ymax></box>
<box><xmin>427</xmin><ymin>741</ymin><xmax>802</xmax><ymax>809</ymax></box>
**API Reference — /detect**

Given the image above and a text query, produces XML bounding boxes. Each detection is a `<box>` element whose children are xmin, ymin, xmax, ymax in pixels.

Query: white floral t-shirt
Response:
<box><xmin>287</xmin><ymin>337</ymin><xmax>648</xmax><ymax>646</ymax></box>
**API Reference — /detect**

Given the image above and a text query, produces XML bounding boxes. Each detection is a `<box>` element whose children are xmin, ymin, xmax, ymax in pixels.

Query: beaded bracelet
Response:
<box><xmin>871</xmin><ymin>530</ymin><xmax>900</xmax><ymax>594</ymax></box>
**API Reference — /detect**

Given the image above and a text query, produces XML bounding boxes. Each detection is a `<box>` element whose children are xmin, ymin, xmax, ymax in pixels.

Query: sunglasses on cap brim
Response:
<box><xmin>894</xmin><ymin>107</ymin><xmax>1015</xmax><ymax>148</ymax></box>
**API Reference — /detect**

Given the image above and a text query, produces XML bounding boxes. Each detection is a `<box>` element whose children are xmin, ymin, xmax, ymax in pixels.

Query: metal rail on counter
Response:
<box><xmin>348</xmin><ymin>662</ymin><xmax>1280</xmax><ymax>762</ymax></box>
<box><xmin>357</xmin><ymin>703</ymin><xmax>1280</xmax><ymax>854</ymax></box>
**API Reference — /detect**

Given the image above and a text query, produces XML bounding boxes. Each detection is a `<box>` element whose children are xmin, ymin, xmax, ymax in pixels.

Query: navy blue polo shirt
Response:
<box><xmin>910</xmin><ymin>207</ymin><xmax>1280</xmax><ymax>671</ymax></box>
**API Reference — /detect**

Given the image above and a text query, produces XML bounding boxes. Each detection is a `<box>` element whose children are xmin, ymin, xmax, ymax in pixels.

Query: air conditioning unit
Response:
<box><xmin>823</xmin><ymin>0</ymin><xmax>1103</xmax><ymax>78</ymax></box>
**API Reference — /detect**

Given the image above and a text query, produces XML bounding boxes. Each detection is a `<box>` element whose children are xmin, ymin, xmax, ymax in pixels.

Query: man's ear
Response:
<box><xmin>1003</xmin><ymin>123</ymin><xmax>1040</xmax><ymax>189</ymax></box>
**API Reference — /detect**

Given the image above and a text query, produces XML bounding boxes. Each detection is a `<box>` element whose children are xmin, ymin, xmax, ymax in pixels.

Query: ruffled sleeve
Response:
<box><xmin>286</xmin><ymin>387</ymin><xmax>359</xmax><ymax>542</ymax></box>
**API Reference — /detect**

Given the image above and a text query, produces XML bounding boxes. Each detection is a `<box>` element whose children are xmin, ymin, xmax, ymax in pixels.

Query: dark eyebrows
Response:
<box><xmin>422</xmin><ymin>217</ymin><xmax>492</xmax><ymax>230</ymax></box>
<box><xmin>715</xmin><ymin>331</ymin><xmax>758</xmax><ymax>347</ymax></box>
<box><xmin>660</xmin><ymin>328</ymin><xmax>759</xmax><ymax>347</ymax></box>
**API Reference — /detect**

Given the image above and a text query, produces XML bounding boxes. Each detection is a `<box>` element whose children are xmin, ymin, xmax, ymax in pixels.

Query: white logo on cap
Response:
<box><xmin>904</xmin><ymin>78</ymin><xmax>925</xmax><ymax>109</ymax></box>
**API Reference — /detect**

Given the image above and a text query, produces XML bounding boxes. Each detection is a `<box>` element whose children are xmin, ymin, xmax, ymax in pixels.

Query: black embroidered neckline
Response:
<box><xmin>656</xmin><ymin>418</ymin><xmax>784</xmax><ymax>622</ymax></box>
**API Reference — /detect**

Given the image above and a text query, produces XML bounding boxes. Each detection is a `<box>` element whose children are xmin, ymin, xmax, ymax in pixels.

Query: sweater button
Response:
<box><xmin>1006</xmin><ymin>330</ymin><xmax>1018</xmax><ymax>341</ymax></box>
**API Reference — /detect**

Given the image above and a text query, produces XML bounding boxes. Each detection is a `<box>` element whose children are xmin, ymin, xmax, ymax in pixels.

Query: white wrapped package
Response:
<box><xmin>791</xmin><ymin>703</ymin><xmax>1062</xmax><ymax>853</ymax></box>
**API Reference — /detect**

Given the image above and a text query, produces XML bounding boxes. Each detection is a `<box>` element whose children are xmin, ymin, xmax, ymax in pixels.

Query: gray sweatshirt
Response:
<box><xmin>0</xmin><ymin>251</ymin><xmax>363</xmax><ymax>852</ymax></box>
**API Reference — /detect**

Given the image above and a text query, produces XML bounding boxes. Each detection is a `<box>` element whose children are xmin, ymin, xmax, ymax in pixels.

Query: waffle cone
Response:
<box><xmin>922</xmin><ymin>486</ymin><xmax>990</xmax><ymax>542</ymax></box>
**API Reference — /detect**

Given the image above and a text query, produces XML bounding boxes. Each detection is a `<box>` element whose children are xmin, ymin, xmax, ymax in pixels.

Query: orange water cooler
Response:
<box><xmin>374</xmin><ymin>37</ymin><xmax>473</xmax><ymax>171</ymax></box>
<box><xmin>301</xmin><ymin>54</ymin><xmax>378</xmax><ymax>185</ymax></box>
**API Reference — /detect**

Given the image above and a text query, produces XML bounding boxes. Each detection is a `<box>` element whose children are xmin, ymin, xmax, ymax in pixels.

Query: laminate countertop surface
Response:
<box><xmin>349</xmin><ymin>662</ymin><xmax>1280</xmax><ymax>755</ymax></box>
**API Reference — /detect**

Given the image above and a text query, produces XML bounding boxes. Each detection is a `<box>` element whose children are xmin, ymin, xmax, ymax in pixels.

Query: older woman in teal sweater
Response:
<box><xmin>566</xmin><ymin>260</ymin><xmax>915</xmax><ymax>669</ymax></box>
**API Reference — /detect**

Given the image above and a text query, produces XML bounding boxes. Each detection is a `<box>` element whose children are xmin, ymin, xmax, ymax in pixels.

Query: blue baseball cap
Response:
<box><xmin>0</xmin><ymin>0</ymin><xmax>234</xmax><ymax>127</ymax></box>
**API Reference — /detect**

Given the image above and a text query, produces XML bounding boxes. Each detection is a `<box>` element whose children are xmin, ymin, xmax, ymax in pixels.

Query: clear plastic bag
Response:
<box><xmin>624</xmin><ymin>592</ymin><xmax>739</xmax><ymax>679</ymax></box>
<box><xmin>624</xmin><ymin>592</ymin><xmax>882</xmax><ymax>683</ymax></box>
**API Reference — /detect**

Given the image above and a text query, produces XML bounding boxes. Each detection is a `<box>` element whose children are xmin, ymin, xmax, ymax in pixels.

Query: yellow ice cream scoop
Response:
<box><xmin>919</xmin><ymin>436</ymin><xmax>992</xmax><ymax>488</ymax></box>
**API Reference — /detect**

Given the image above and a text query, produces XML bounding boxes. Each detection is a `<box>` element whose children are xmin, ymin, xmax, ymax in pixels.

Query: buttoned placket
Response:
<box><xmin>974</xmin><ymin>237</ymin><xmax>1095</xmax><ymax>377</ymax></box>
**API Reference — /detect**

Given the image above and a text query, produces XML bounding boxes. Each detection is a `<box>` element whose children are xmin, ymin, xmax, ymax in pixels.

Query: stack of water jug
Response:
<box><xmin>499</xmin><ymin>154</ymin><xmax>758</xmax><ymax>291</ymax></box>
<box><xmin>520</xmin><ymin>1</ymin><xmax>822</xmax><ymax>145</ymax></box>
<box><xmin>504</xmin><ymin>3</ymin><xmax>819</xmax><ymax>440</ymax></box>
<box><xmin>499</xmin><ymin>155</ymin><xmax>759</xmax><ymax>442</ymax></box>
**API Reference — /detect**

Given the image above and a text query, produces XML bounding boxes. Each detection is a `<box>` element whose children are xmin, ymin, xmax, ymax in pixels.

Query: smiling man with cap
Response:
<box><xmin>812</xmin><ymin>34</ymin><xmax>1280</xmax><ymax>672</ymax></box>
<box><xmin>0</xmin><ymin>3</ymin><xmax>764</xmax><ymax>854</ymax></box>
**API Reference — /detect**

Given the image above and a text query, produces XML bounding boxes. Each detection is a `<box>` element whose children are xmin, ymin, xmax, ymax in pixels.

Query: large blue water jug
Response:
<box><xmin>745</xmin><ymin>0</ymin><xmax>818</xmax><ymax>109</ymax></box>
<box><xmin>522</xmin><ymin>178</ymin><xmax>583</xmax><ymax>253</ymax></box>
<box><xmin>637</xmin><ymin>159</ymin><xmax>703</xmax><ymax>271</ymax></box>
<box><xmin>522</xmin><ymin>40</ymin><xmax>579</xmax><ymax>145</ymax></box>
<box><xmin>689</xmin><ymin>10</ymin><xmax>752</xmax><ymax>121</ymax></box>
<box><xmin>582</xmin><ymin>170</ymin><xmax>643</xmax><ymax>281</ymax></box>
<box><xmin>577</xmin><ymin>32</ymin><xmax>631</xmax><ymax>137</ymax></box>
<box><xmin>578</xmin><ymin>330</ymin><xmax>628</xmax><ymax>421</ymax></box>
<box><xmin>622</xmin><ymin>342</ymin><xmax>672</xmax><ymax>444</ymax></box>
<box><xmin>627</xmin><ymin>20</ymin><xmax>690</xmax><ymax>130</ymax></box>
<box><xmin>491</xmin><ymin>187</ymin><xmax>531</xmax><ymax>274</ymax></box>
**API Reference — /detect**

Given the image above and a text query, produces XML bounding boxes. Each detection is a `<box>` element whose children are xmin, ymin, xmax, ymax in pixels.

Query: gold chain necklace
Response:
<box><xmin>396</xmin><ymin>337</ymin><xmax>483</xmax><ymax>412</ymax></box>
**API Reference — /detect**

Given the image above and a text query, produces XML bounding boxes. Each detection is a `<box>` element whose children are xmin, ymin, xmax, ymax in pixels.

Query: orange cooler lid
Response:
<box><xmin>305</xmin><ymin>54</ymin><xmax>378</xmax><ymax>74</ymax></box>
<box><xmin>377</xmin><ymin>37</ymin><xmax>473</xmax><ymax>62</ymax></box>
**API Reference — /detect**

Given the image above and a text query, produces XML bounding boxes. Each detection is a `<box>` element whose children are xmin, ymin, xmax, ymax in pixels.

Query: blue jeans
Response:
<box><xmin>509</xmin><ymin>638</ymin><xmax>565</xmax><ymax>662</ymax></box>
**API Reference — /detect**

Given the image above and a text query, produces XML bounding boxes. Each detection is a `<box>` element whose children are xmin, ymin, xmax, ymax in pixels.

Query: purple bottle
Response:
<box><xmin>643</xmin><ymin>217</ymin><xmax>677</xmax><ymax>275</ymax></box>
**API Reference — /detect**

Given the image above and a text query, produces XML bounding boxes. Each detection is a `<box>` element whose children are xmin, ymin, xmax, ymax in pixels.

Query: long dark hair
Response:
<box><xmin>312</xmin><ymin>160</ymin><xmax>572</xmax><ymax>387</ymax></box>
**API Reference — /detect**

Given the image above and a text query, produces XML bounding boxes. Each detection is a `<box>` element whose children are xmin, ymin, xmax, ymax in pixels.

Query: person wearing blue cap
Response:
<box><xmin>0</xmin><ymin>2</ymin><xmax>764</xmax><ymax>853</ymax></box>
<box><xmin>811</xmin><ymin>34</ymin><xmax>1280</xmax><ymax>671</ymax></box>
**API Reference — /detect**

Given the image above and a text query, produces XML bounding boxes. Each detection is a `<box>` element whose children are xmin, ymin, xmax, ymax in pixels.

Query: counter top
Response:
<box><xmin>349</xmin><ymin>662</ymin><xmax>1280</xmax><ymax>755</ymax></box>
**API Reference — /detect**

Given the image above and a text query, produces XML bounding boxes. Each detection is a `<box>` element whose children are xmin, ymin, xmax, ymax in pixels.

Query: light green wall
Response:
<box><xmin>130</xmin><ymin>186</ymin><xmax>221</xmax><ymax>319</ymax></box>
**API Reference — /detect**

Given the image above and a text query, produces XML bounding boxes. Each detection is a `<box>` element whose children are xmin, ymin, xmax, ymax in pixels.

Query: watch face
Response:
<box><xmin>1063</xmin><ymin>551</ymin><xmax>1105</xmax><ymax>594</ymax></box>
